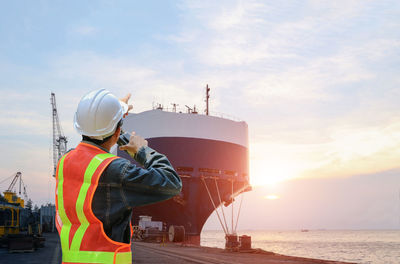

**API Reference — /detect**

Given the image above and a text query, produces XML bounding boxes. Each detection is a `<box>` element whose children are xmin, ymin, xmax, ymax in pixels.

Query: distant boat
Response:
<box><xmin>301</xmin><ymin>229</ymin><xmax>309</xmax><ymax>232</ymax></box>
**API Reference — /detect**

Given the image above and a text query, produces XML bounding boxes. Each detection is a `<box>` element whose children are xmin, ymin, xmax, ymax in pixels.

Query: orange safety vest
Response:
<box><xmin>55</xmin><ymin>142</ymin><xmax>132</xmax><ymax>264</ymax></box>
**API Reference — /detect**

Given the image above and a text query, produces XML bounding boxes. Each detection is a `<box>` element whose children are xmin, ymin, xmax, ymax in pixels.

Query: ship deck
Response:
<box><xmin>0</xmin><ymin>233</ymin><xmax>355</xmax><ymax>264</ymax></box>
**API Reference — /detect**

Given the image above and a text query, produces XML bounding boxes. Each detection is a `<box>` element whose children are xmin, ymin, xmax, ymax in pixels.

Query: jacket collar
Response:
<box><xmin>81</xmin><ymin>140</ymin><xmax>110</xmax><ymax>153</ymax></box>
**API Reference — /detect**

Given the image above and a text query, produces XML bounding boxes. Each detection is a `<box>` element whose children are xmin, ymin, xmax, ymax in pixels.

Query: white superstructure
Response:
<box><xmin>123</xmin><ymin>109</ymin><xmax>248</xmax><ymax>148</ymax></box>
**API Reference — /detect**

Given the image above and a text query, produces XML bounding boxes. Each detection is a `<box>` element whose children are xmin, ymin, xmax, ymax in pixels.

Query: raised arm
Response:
<box><xmin>116</xmin><ymin>146</ymin><xmax>182</xmax><ymax>207</ymax></box>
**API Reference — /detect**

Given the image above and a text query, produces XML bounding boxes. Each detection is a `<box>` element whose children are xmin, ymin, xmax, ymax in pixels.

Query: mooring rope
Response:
<box><xmin>214</xmin><ymin>178</ymin><xmax>229</xmax><ymax>234</ymax></box>
<box><xmin>201</xmin><ymin>177</ymin><xmax>228</xmax><ymax>235</ymax></box>
<box><xmin>234</xmin><ymin>190</ymin><xmax>244</xmax><ymax>233</ymax></box>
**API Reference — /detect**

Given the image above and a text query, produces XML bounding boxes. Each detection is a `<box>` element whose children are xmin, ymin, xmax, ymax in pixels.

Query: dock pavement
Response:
<box><xmin>0</xmin><ymin>233</ymin><xmax>355</xmax><ymax>264</ymax></box>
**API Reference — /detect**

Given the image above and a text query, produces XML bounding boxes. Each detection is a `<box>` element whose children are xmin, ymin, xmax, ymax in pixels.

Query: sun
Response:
<box><xmin>250</xmin><ymin>158</ymin><xmax>302</xmax><ymax>186</ymax></box>
<box><xmin>264</xmin><ymin>194</ymin><xmax>279</xmax><ymax>200</ymax></box>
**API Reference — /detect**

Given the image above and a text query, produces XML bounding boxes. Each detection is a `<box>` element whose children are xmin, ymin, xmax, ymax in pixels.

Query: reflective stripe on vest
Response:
<box><xmin>57</xmin><ymin>153</ymin><xmax>132</xmax><ymax>264</ymax></box>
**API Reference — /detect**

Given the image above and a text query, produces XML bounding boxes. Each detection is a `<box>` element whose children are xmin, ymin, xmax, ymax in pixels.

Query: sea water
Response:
<box><xmin>201</xmin><ymin>230</ymin><xmax>400</xmax><ymax>264</ymax></box>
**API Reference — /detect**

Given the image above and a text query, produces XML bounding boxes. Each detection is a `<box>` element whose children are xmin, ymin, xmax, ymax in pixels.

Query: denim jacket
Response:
<box><xmin>83</xmin><ymin>141</ymin><xmax>182</xmax><ymax>243</ymax></box>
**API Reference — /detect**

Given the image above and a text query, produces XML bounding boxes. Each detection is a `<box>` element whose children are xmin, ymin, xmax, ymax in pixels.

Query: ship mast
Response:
<box><xmin>50</xmin><ymin>93</ymin><xmax>68</xmax><ymax>177</ymax></box>
<box><xmin>205</xmin><ymin>84</ymin><xmax>210</xmax><ymax>116</ymax></box>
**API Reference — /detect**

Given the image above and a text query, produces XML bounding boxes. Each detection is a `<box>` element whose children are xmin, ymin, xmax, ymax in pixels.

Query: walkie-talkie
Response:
<box><xmin>117</xmin><ymin>130</ymin><xmax>131</xmax><ymax>147</ymax></box>
<box><xmin>117</xmin><ymin>130</ymin><xmax>138</xmax><ymax>159</ymax></box>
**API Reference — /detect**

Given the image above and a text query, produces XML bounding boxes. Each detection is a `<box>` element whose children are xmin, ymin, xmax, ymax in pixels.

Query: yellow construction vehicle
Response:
<box><xmin>0</xmin><ymin>172</ymin><xmax>25</xmax><ymax>237</ymax></box>
<box><xmin>0</xmin><ymin>203</ymin><xmax>21</xmax><ymax>237</ymax></box>
<box><xmin>0</xmin><ymin>172</ymin><xmax>44</xmax><ymax>252</ymax></box>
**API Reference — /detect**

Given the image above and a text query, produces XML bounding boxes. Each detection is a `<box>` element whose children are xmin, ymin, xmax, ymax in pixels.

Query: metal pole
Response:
<box><xmin>205</xmin><ymin>84</ymin><xmax>210</xmax><ymax>115</ymax></box>
<box><xmin>231</xmin><ymin>179</ymin><xmax>234</xmax><ymax>235</ymax></box>
<box><xmin>52</xmin><ymin>205</ymin><xmax>55</xmax><ymax>232</ymax></box>
<box><xmin>40</xmin><ymin>206</ymin><xmax>42</xmax><ymax>231</ymax></box>
<box><xmin>19</xmin><ymin>173</ymin><xmax>21</xmax><ymax>195</ymax></box>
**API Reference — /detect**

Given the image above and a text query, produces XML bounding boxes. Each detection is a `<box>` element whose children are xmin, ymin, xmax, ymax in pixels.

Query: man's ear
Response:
<box><xmin>115</xmin><ymin>126</ymin><xmax>121</xmax><ymax>138</ymax></box>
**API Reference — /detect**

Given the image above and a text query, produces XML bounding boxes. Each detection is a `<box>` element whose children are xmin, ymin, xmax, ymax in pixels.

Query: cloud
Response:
<box><xmin>72</xmin><ymin>25</ymin><xmax>97</xmax><ymax>36</ymax></box>
<box><xmin>0</xmin><ymin>91</ymin><xmax>52</xmax><ymax>137</ymax></box>
<box><xmin>167</xmin><ymin>0</ymin><xmax>379</xmax><ymax>113</ymax></box>
<box><xmin>175</xmin><ymin>0</ymin><xmax>383</xmax><ymax>67</ymax></box>
<box><xmin>1</xmin><ymin>0</ymin><xmax>399</xmax><ymax>208</ymax></box>
<box><xmin>169</xmin><ymin>0</ymin><xmax>400</xmax><ymax>185</ymax></box>
<box><xmin>205</xmin><ymin>169</ymin><xmax>400</xmax><ymax>230</ymax></box>
<box><xmin>48</xmin><ymin>1</ymin><xmax>400</xmax><ymax>187</ymax></box>
<box><xmin>249</xmin><ymin>117</ymin><xmax>400</xmax><ymax>186</ymax></box>
<box><xmin>302</xmin><ymin>121</ymin><xmax>400</xmax><ymax>178</ymax></box>
<box><xmin>50</xmin><ymin>52</ymin><xmax>207</xmax><ymax>113</ymax></box>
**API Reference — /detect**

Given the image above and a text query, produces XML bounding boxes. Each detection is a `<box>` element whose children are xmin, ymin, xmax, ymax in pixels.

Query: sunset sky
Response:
<box><xmin>0</xmin><ymin>1</ymin><xmax>399</xmax><ymax>230</ymax></box>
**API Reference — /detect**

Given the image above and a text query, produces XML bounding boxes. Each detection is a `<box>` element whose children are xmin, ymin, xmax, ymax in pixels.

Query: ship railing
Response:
<box><xmin>177</xmin><ymin>173</ymin><xmax>249</xmax><ymax>182</ymax></box>
<box><xmin>209</xmin><ymin>111</ymin><xmax>243</xmax><ymax>122</ymax></box>
<box><xmin>151</xmin><ymin>106</ymin><xmax>243</xmax><ymax>122</ymax></box>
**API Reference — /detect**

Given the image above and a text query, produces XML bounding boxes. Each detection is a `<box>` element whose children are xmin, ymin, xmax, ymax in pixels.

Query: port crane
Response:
<box><xmin>5</xmin><ymin>171</ymin><xmax>28</xmax><ymax>202</ymax></box>
<box><xmin>0</xmin><ymin>171</ymin><xmax>45</xmax><ymax>249</ymax></box>
<box><xmin>50</xmin><ymin>93</ymin><xmax>68</xmax><ymax>177</ymax></box>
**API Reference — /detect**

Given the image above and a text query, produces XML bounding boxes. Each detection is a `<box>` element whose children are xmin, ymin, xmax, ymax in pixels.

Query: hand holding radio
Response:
<box><xmin>118</xmin><ymin>131</ymin><xmax>148</xmax><ymax>156</ymax></box>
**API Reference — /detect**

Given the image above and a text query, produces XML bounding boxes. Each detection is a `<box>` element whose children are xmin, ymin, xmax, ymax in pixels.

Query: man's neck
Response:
<box><xmin>101</xmin><ymin>135</ymin><xmax>117</xmax><ymax>151</ymax></box>
<box><xmin>100</xmin><ymin>142</ymin><xmax>112</xmax><ymax>151</ymax></box>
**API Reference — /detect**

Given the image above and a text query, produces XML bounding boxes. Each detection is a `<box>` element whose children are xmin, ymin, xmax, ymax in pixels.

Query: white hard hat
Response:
<box><xmin>74</xmin><ymin>89</ymin><xmax>128</xmax><ymax>139</ymax></box>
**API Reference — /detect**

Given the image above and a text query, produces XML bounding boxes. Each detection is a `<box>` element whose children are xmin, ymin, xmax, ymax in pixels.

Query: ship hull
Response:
<box><xmin>117</xmin><ymin>110</ymin><xmax>250</xmax><ymax>244</ymax></box>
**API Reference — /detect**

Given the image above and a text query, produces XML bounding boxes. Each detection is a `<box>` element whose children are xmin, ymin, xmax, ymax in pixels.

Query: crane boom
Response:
<box><xmin>6</xmin><ymin>171</ymin><xmax>28</xmax><ymax>201</ymax></box>
<box><xmin>7</xmin><ymin>172</ymin><xmax>21</xmax><ymax>192</ymax></box>
<box><xmin>51</xmin><ymin>93</ymin><xmax>68</xmax><ymax>177</ymax></box>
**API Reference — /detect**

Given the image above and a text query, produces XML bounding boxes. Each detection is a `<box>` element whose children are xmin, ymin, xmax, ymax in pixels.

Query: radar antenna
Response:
<box><xmin>171</xmin><ymin>103</ymin><xmax>179</xmax><ymax>113</ymax></box>
<box><xmin>185</xmin><ymin>105</ymin><xmax>192</xmax><ymax>114</ymax></box>
<box><xmin>50</xmin><ymin>92</ymin><xmax>68</xmax><ymax>177</ymax></box>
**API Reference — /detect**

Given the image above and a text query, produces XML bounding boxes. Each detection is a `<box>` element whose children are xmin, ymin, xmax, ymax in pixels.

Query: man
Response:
<box><xmin>55</xmin><ymin>89</ymin><xmax>182</xmax><ymax>264</ymax></box>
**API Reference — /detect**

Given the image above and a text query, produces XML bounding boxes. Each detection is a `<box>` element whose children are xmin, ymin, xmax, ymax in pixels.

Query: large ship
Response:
<box><xmin>117</xmin><ymin>90</ymin><xmax>250</xmax><ymax>245</ymax></box>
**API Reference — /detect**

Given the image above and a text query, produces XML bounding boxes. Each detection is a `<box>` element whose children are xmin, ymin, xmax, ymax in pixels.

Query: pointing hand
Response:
<box><xmin>120</xmin><ymin>93</ymin><xmax>133</xmax><ymax>117</ymax></box>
